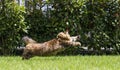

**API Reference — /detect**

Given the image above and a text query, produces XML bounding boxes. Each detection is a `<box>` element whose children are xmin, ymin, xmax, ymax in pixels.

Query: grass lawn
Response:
<box><xmin>0</xmin><ymin>55</ymin><xmax>120</xmax><ymax>70</ymax></box>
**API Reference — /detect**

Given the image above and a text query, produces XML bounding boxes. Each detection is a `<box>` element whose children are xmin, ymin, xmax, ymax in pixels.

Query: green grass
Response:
<box><xmin>0</xmin><ymin>55</ymin><xmax>120</xmax><ymax>70</ymax></box>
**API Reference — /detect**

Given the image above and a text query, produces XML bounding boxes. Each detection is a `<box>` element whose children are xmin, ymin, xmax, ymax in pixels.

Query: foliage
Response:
<box><xmin>79</xmin><ymin>0</ymin><xmax>120</xmax><ymax>53</ymax></box>
<box><xmin>49</xmin><ymin>0</ymin><xmax>83</xmax><ymax>35</ymax></box>
<box><xmin>24</xmin><ymin>0</ymin><xmax>60</xmax><ymax>42</ymax></box>
<box><xmin>0</xmin><ymin>1</ymin><xmax>27</xmax><ymax>54</ymax></box>
<box><xmin>0</xmin><ymin>0</ymin><xmax>120</xmax><ymax>55</ymax></box>
<box><xmin>47</xmin><ymin>0</ymin><xmax>120</xmax><ymax>54</ymax></box>
<box><xmin>25</xmin><ymin>0</ymin><xmax>84</xmax><ymax>42</ymax></box>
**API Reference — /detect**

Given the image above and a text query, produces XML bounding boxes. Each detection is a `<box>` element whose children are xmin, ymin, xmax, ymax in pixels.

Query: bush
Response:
<box><xmin>0</xmin><ymin>2</ymin><xmax>27</xmax><ymax>55</ymax></box>
<box><xmin>80</xmin><ymin>0</ymin><xmax>120</xmax><ymax>53</ymax></box>
<box><xmin>1</xmin><ymin>0</ymin><xmax>120</xmax><ymax>55</ymax></box>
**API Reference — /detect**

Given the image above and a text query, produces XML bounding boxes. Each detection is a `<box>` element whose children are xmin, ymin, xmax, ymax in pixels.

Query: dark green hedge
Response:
<box><xmin>0</xmin><ymin>0</ymin><xmax>120</xmax><ymax>55</ymax></box>
<box><xmin>0</xmin><ymin>1</ymin><xmax>27</xmax><ymax>55</ymax></box>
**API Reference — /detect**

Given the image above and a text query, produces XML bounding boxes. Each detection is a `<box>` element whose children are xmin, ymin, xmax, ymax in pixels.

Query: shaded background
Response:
<box><xmin>0</xmin><ymin>0</ymin><xmax>120</xmax><ymax>55</ymax></box>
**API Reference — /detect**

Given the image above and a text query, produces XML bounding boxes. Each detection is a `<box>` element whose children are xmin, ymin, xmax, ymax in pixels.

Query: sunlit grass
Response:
<box><xmin>0</xmin><ymin>55</ymin><xmax>120</xmax><ymax>70</ymax></box>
